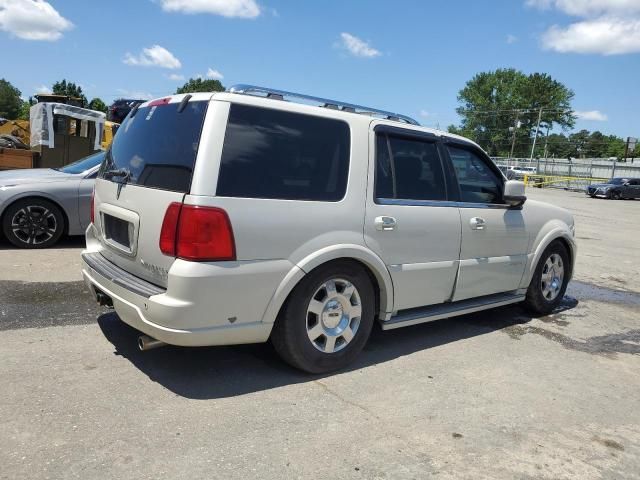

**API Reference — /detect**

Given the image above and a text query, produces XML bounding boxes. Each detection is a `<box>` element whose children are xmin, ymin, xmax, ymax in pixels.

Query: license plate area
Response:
<box><xmin>103</xmin><ymin>214</ymin><xmax>134</xmax><ymax>254</ymax></box>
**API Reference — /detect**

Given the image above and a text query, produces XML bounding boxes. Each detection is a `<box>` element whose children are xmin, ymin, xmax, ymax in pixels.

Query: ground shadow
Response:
<box><xmin>0</xmin><ymin>234</ymin><xmax>85</xmax><ymax>250</ymax></box>
<box><xmin>97</xmin><ymin>296</ymin><xmax>578</xmax><ymax>400</ymax></box>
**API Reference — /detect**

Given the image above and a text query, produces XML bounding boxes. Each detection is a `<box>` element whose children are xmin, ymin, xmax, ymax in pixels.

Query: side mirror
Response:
<box><xmin>503</xmin><ymin>180</ymin><xmax>526</xmax><ymax>207</ymax></box>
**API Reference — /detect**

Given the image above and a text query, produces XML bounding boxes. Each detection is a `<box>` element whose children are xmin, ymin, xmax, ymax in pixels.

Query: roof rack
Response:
<box><xmin>227</xmin><ymin>84</ymin><xmax>419</xmax><ymax>125</ymax></box>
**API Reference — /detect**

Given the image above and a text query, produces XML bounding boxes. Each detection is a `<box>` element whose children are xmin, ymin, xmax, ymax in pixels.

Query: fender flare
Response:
<box><xmin>260</xmin><ymin>244</ymin><xmax>394</xmax><ymax>324</ymax></box>
<box><xmin>520</xmin><ymin>227</ymin><xmax>576</xmax><ymax>288</ymax></box>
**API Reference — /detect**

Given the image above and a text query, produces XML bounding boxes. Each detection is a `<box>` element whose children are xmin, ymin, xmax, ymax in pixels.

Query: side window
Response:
<box><xmin>447</xmin><ymin>146</ymin><xmax>503</xmax><ymax>204</ymax></box>
<box><xmin>217</xmin><ymin>104</ymin><xmax>350</xmax><ymax>201</ymax></box>
<box><xmin>375</xmin><ymin>134</ymin><xmax>447</xmax><ymax>201</ymax></box>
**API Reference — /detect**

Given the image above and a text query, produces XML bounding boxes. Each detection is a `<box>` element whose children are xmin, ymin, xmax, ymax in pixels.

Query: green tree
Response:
<box><xmin>88</xmin><ymin>97</ymin><xmax>107</xmax><ymax>113</ymax></box>
<box><xmin>51</xmin><ymin>79</ymin><xmax>87</xmax><ymax>106</ymax></box>
<box><xmin>453</xmin><ymin>69</ymin><xmax>575</xmax><ymax>157</ymax></box>
<box><xmin>176</xmin><ymin>78</ymin><xmax>224</xmax><ymax>94</ymax></box>
<box><xmin>0</xmin><ymin>79</ymin><xmax>23</xmax><ymax>119</ymax></box>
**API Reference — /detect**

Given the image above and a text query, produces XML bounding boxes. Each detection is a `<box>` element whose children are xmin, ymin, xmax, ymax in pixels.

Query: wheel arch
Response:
<box><xmin>521</xmin><ymin>227</ymin><xmax>576</xmax><ymax>289</ymax></box>
<box><xmin>1</xmin><ymin>194</ymin><xmax>70</xmax><ymax>236</ymax></box>
<box><xmin>260</xmin><ymin>245</ymin><xmax>394</xmax><ymax>325</ymax></box>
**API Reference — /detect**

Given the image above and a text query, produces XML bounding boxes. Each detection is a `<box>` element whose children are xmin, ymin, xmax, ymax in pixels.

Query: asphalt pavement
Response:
<box><xmin>1</xmin><ymin>189</ymin><xmax>639</xmax><ymax>479</ymax></box>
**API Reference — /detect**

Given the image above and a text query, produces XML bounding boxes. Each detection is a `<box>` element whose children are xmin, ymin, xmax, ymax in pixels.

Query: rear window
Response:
<box><xmin>100</xmin><ymin>100</ymin><xmax>208</xmax><ymax>193</ymax></box>
<box><xmin>216</xmin><ymin>104</ymin><xmax>350</xmax><ymax>201</ymax></box>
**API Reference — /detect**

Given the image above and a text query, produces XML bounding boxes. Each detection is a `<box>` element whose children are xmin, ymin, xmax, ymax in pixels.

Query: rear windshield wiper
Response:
<box><xmin>103</xmin><ymin>168</ymin><xmax>131</xmax><ymax>182</ymax></box>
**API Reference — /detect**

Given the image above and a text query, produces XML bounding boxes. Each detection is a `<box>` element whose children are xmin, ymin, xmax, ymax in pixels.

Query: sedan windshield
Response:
<box><xmin>58</xmin><ymin>151</ymin><xmax>105</xmax><ymax>174</ymax></box>
<box><xmin>608</xmin><ymin>178</ymin><xmax>627</xmax><ymax>185</ymax></box>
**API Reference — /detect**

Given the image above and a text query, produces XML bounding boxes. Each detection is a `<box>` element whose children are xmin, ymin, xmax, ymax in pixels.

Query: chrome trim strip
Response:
<box><xmin>228</xmin><ymin>84</ymin><xmax>419</xmax><ymax>125</ymax></box>
<box><xmin>375</xmin><ymin>198</ymin><xmax>512</xmax><ymax>209</ymax></box>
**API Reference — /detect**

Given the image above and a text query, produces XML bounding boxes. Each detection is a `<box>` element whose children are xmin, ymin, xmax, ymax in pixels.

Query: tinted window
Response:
<box><xmin>375</xmin><ymin>134</ymin><xmax>447</xmax><ymax>201</ymax></box>
<box><xmin>100</xmin><ymin>101</ymin><xmax>207</xmax><ymax>193</ymax></box>
<box><xmin>448</xmin><ymin>146</ymin><xmax>503</xmax><ymax>204</ymax></box>
<box><xmin>217</xmin><ymin>105</ymin><xmax>350</xmax><ymax>201</ymax></box>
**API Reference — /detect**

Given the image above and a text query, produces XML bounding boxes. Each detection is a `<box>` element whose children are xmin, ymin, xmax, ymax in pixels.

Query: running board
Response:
<box><xmin>381</xmin><ymin>292</ymin><xmax>525</xmax><ymax>330</ymax></box>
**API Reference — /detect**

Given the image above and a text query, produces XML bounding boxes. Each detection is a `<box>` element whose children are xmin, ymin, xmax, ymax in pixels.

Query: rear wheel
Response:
<box><xmin>2</xmin><ymin>198</ymin><xmax>65</xmax><ymax>248</ymax></box>
<box><xmin>271</xmin><ymin>261</ymin><xmax>375</xmax><ymax>373</ymax></box>
<box><xmin>523</xmin><ymin>241</ymin><xmax>570</xmax><ymax>315</ymax></box>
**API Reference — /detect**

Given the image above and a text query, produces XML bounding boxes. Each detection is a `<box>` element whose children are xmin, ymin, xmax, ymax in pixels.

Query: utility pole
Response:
<box><xmin>530</xmin><ymin>107</ymin><xmax>543</xmax><ymax>162</ymax></box>
<box><xmin>542</xmin><ymin>125</ymin><xmax>551</xmax><ymax>159</ymax></box>
<box><xmin>509</xmin><ymin>111</ymin><xmax>520</xmax><ymax>161</ymax></box>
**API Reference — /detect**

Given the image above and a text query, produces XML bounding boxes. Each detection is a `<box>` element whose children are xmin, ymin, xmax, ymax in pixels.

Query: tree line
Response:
<box><xmin>0</xmin><ymin>77</ymin><xmax>224</xmax><ymax>121</ymax></box>
<box><xmin>448</xmin><ymin>68</ymin><xmax>633</xmax><ymax>159</ymax></box>
<box><xmin>0</xmin><ymin>72</ymin><xmax>633</xmax><ymax>159</ymax></box>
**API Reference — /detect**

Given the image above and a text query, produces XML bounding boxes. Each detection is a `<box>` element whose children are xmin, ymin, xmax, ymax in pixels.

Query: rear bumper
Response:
<box><xmin>82</xmin><ymin>251</ymin><xmax>289</xmax><ymax>347</ymax></box>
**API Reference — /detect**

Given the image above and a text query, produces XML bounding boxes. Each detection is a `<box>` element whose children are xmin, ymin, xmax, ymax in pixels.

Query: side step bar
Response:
<box><xmin>381</xmin><ymin>292</ymin><xmax>525</xmax><ymax>330</ymax></box>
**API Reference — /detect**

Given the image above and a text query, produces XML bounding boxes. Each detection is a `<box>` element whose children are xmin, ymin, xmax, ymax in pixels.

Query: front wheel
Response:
<box><xmin>2</xmin><ymin>198</ymin><xmax>65</xmax><ymax>248</ymax></box>
<box><xmin>271</xmin><ymin>261</ymin><xmax>375</xmax><ymax>373</ymax></box>
<box><xmin>523</xmin><ymin>241</ymin><xmax>570</xmax><ymax>315</ymax></box>
<box><xmin>611</xmin><ymin>191</ymin><xmax>621</xmax><ymax>200</ymax></box>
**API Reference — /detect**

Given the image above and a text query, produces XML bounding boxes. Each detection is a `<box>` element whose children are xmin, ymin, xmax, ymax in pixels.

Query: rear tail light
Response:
<box><xmin>90</xmin><ymin>188</ymin><xmax>95</xmax><ymax>224</ymax></box>
<box><xmin>159</xmin><ymin>203</ymin><xmax>236</xmax><ymax>261</ymax></box>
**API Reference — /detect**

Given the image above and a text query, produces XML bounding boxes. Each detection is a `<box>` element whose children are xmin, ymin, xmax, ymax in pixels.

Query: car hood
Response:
<box><xmin>588</xmin><ymin>183</ymin><xmax>615</xmax><ymax>189</ymax></box>
<box><xmin>0</xmin><ymin>168</ymin><xmax>73</xmax><ymax>186</ymax></box>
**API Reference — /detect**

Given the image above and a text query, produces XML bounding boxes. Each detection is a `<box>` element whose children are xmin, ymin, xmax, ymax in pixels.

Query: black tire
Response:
<box><xmin>1</xmin><ymin>198</ymin><xmax>65</xmax><ymax>249</ymax></box>
<box><xmin>611</xmin><ymin>191</ymin><xmax>621</xmax><ymax>200</ymax></box>
<box><xmin>523</xmin><ymin>241</ymin><xmax>570</xmax><ymax>316</ymax></box>
<box><xmin>271</xmin><ymin>261</ymin><xmax>375</xmax><ymax>374</ymax></box>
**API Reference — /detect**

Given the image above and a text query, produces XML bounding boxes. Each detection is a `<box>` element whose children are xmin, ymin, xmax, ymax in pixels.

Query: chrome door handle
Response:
<box><xmin>374</xmin><ymin>216</ymin><xmax>397</xmax><ymax>231</ymax></box>
<box><xmin>470</xmin><ymin>217</ymin><xmax>486</xmax><ymax>230</ymax></box>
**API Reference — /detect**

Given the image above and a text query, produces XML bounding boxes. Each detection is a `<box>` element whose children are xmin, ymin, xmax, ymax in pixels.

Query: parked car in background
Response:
<box><xmin>508</xmin><ymin>165</ymin><xmax>537</xmax><ymax>179</ymax></box>
<box><xmin>0</xmin><ymin>151</ymin><xmax>104</xmax><ymax>248</ymax></box>
<box><xmin>82</xmin><ymin>85</ymin><xmax>576</xmax><ymax>373</ymax></box>
<box><xmin>586</xmin><ymin>177</ymin><xmax>640</xmax><ymax>199</ymax></box>
<box><xmin>107</xmin><ymin>99</ymin><xmax>145</xmax><ymax>123</ymax></box>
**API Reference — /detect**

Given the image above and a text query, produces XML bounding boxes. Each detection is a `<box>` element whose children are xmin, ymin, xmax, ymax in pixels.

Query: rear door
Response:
<box><xmin>92</xmin><ymin>97</ymin><xmax>209</xmax><ymax>287</ymax></box>
<box><xmin>445</xmin><ymin>142</ymin><xmax>528</xmax><ymax>301</ymax></box>
<box><xmin>364</xmin><ymin>126</ymin><xmax>461</xmax><ymax>311</ymax></box>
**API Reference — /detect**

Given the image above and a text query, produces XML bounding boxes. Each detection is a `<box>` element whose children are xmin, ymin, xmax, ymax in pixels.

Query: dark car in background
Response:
<box><xmin>107</xmin><ymin>99</ymin><xmax>145</xmax><ymax>123</ymax></box>
<box><xmin>586</xmin><ymin>177</ymin><xmax>640</xmax><ymax>199</ymax></box>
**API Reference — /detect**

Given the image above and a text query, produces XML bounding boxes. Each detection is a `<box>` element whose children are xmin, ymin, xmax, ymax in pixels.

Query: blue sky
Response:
<box><xmin>1</xmin><ymin>0</ymin><xmax>638</xmax><ymax>136</ymax></box>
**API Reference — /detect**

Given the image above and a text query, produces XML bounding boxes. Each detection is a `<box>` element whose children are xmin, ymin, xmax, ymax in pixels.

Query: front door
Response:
<box><xmin>364</xmin><ymin>127</ymin><xmax>461</xmax><ymax>311</ymax></box>
<box><xmin>445</xmin><ymin>144</ymin><xmax>529</xmax><ymax>301</ymax></box>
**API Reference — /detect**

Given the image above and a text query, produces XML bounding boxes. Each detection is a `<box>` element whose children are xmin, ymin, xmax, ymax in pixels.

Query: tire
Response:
<box><xmin>1</xmin><ymin>198</ymin><xmax>65</xmax><ymax>248</ymax></box>
<box><xmin>523</xmin><ymin>241</ymin><xmax>570</xmax><ymax>315</ymax></box>
<box><xmin>271</xmin><ymin>261</ymin><xmax>375</xmax><ymax>374</ymax></box>
<box><xmin>611</xmin><ymin>191</ymin><xmax>621</xmax><ymax>200</ymax></box>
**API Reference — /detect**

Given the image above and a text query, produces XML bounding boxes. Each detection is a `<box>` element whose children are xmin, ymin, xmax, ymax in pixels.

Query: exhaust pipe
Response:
<box><xmin>138</xmin><ymin>334</ymin><xmax>166</xmax><ymax>351</ymax></box>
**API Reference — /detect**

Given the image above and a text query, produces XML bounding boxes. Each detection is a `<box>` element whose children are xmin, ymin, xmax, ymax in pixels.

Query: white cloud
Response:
<box><xmin>116</xmin><ymin>89</ymin><xmax>154</xmax><ymax>100</ymax></box>
<box><xmin>205</xmin><ymin>68</ymin><xmax>224</xmax><ymax>80</ymax></box>
<box><xmin>0</xmin><ymin>0</ymin><xmax>72</xmax><ymax>41</ymax></box>
<box><xmin>167</xmin><ymin>73</ymin><xmax>185</xmax><ymax>81</ymax></box>
<box><xmin>338</xmin><ymin>32</ymin><xmax>381</xmax><ymax>58</ymax></box>
<box><xmin>528</xmin><ymin>0</ymin><xmax>640</xmax><ymax>54</ymax></box>
<box><xmin>506</xmin><ymin>34</ymin><xmax>518</xmax><ymax>44</ymax></box>
<box><xmin>526</xmin><ymin>0</ymin><xmax>640</xmax><ymax>17</ymax></box>
<box><xmin>158</xmin><ymin>0</ymin><xmax>260</xmax><ymax>18</ymax></box>
<box><xmin>34</xmin><ymin>84</ymin><xmax>51</xmax><ymax>94</ymax></box>
<box><xmin>123</xmin><ymin>45</ymin><xmax>182</xmax><ymax>69</ymax></box>
<box><xmin>541</xmin><ymin>17</ymin><xmax>640</xmax><ymax>54</ymax></box>
<box><xmin>575</xmin><ymin>109</ymin><xmax>608</xmax><ymax>121</ymax></box>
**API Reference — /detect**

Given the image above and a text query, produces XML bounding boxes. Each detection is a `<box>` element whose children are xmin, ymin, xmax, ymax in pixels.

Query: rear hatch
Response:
<box><xmin>93</xmin><ymin>97</ymin><xmax>209</xmax><ymax>287</ymax></box>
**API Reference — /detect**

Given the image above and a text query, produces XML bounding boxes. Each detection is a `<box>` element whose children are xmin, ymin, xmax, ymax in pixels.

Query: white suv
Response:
<box><xmin>82</xmin><ymin>85</ymin><xmax>576</xmax><ymax>373</ymax></box>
